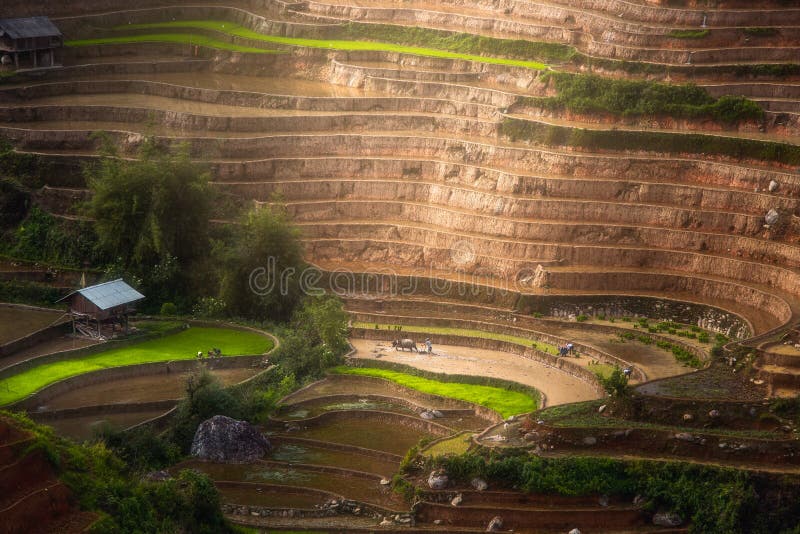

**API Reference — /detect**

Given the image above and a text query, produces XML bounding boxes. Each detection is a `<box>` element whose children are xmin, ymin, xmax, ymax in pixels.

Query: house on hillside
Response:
<box><xmin>57</xmin><ymin>279</ymin><xmax>145</xmax><ymax>340</ymax></box>
<box><xmin>0</xmin><ymin>16</ymin><xmax>62</xmax><ymax>69</ymax></box>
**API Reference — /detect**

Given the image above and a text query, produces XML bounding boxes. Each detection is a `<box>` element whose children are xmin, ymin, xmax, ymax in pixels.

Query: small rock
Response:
<box><xmin>682</xmin><ymin>413</ymin><xmax>693</xmax><ymax>422</ymax></box>
<box><xmin>765</xmin><ymin>209</ymin><xmax>780</xmax><ymax>226</ymax></box>
<box><xmin>769</xmin><ymin>180</ymin><xmax>779</xmax><ymax>192</ymax></box>
<box><xmin>379</xmin><ymin>517</ymin><xmax>393</xmax><ymax>526</ymax></box>
<box><xmin>506</xmin><ymin>415</ymin><xmax>516</xmax><ymax>422</ymax></box>
<box><xmin>598</xmin><ymin>404</ymin><xmax>607</xmax><ymax>414</ymax></box>
<box><xmin>486</xmin><ymin>515</ymin><xmax>503</xmax><ymax>532</ymax></box>
<box><xmin>633</xmin><ymin>494</ymin><xmax>644</xmax><ymax>506</ymax></box>
<box><xmin>675</xmin><ymin>432</ymin><xmax>699</xmax><ymax>443</ymax></box>
<box><xmin>653</xmin><ymin>511</ymin><xmax>683</xmax><ymax>527</ymax></box>
<box><xmin>434</xmin><ymin>519</ymin><xmax>443</xmax><ymax>525</ymax></box>
<box><xmin>380</xmin><ymin>478</ymin><xmax>391</xmax><ymax>485</ymax></box>
<box><xmin>708</xmin><ymin>409</ymin><xmax>721</xmax><ymax>418</ymax></box>
<box><xmin>143</xmin><ymin>470</ymin><xmax>171</xmax><ymax>482</ymax></box>
<box><xmin>523</xmin><ymin>431</ymin><xmax>539</xmax><ymax>441</ymax></box>
<box><xmin>420</xmin><ymin>411</ymin><xmax>435</xmax><ymax>420</ymax></box>
<box><xmin>582</xmin><ymin>436</ymin><xmax>597</xmax><ymax>446</ymax></box>
<box><xmin>471</xmin><ymin>477</ymin><xmax>488</xmax><ymax>491</ymax></box>
<box><xmin>451</xmin><ymin>493</ymin><xmax>463</xmax><ymax>506</ymax></box>
<box><xmin>598</xmin><ymin>494</ymin><xmax>609</xmax><ymax>507</ymax></box>
<box><xmin>569</xmin><ymin>529</ymin><xmax>582</xmax><ymax>534</ymax></box>
<box><xmin>427</xmin><ymin>470</ymin><xmax>449</xmax><ymax>490</ymax></box>
<box><xmin>431</xmin><ymin>410</ymin><xmax>444</xmax><ymax>418</ymax></box>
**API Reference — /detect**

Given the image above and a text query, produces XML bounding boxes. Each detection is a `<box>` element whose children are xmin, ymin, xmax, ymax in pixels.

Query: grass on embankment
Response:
<box><xmin>66</xmin><ymin>33</ymin><xmax>282</xmax><ymax>54</ymax></box>
<box><xmin>331</xmin><ymin>366</ymin><xmax>538</xmax><ymax>418</ymax></box>
<box><xmin>104</xmin><ymin>20</ymin><xmax>549</xmax><ymax>69</ymax></box>
<box><xmin>0</xmin><ymin>326</ymin><xmax>272</xmax><ymax>406</ymax></box>
<box><xmin>353</xmin><ymin>321</ymin><xmax>558</xmax><ymax>355</ymax></box>
<box><xmin>502</xmin><ymin>116</ymin><xmax>800</xmax><ymax>166</ymax></box>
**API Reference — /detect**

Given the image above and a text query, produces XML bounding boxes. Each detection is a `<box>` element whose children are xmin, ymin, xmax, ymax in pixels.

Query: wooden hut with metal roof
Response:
<box><xmin>57</xmin><ymin>279</ymin><xmax>145</xmax><ymax>339</ymax></box>
<box><xmin>0</xmin><ymin>16</ymin><xmax>62</xmax><ymax>69</ymax></box>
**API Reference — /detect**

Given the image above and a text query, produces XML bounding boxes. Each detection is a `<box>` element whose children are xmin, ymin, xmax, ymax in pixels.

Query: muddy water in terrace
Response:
<box><xmin>283</xmin><ymin>416</ymin><xmax>436</xmax><ymax>456</ymax></box>
<box><xmin>179</xmin><ymin>460</ymin><xmax>407</xmax><ymax>510</ymax></box>
<box><xmin>0</xmin><ymin>307</ymin><xmax>62</xmax><ymax>345</ymax></box>
<box><xmin>270</xmin><ymin>441</ymin><xmax>398</xmax><ymax>477</ymax></box>
<box><xmin>23</xmin><ymin>73</ymin><xmax>375</xmax><ymax>97</ymax></box>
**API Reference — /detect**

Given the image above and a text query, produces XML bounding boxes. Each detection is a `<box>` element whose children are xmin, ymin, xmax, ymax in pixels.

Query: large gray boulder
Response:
<box><xmin>190</xmin><ymin>415</ymin><xmax>271</xmax><ymax>463</ymax></box>
<box><xmin>427</xmin><ymin>469</ymin><xmax>449</xmax><ymax>490</ymax></box>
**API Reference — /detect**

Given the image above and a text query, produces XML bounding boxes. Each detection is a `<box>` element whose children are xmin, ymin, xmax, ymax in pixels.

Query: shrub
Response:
<box><xmin>698</xmin><ymin>332</ymin><xmax>710</xmax><ymax>343</ymax></box>
<box><xmin>160</xmin><ymin>302</ymin><xmax>178</xmax><ymax>316</ymax></box>
<box><xmin>599</xmin><ymin>367</ymin><xmax>631</xmax><ymax>397</ymax></box>
<box><xmin>576</xmin><ymin>314</ymin><xmax>588</xmax><ymax>322</ymax></box>
<box><xmin>668</xmin><ymin>29</ymin><xmax>710</xmax><ymax>39</ymax></box>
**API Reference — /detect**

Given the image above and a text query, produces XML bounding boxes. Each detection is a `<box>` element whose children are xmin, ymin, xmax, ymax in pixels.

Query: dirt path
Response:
<box><xmin>350</xmin><ymin>338</ymin><xmax>600</xmax><ymax>406</ymax></box>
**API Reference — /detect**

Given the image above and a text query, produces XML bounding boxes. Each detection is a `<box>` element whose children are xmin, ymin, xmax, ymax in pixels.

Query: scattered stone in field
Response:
<box><xmin>379</xmin><ymin>517</ymin><xmax>392</xmax><ymax>526</ymax></box>
<box><xmin>598</xmin><ymin>494</ymin><xmax>609</xmax><ymax>507</ymax></box>
<box><xmin>709</xmin><ymin>409</ymin><xmax>721</xmax><ymax>418</ymax></box>
<box><xmin>582</xmin><ymin>436</ymin><xmax>597</xmax><ymax>446</ymax></box>
<box><xmin>431</xmin><ymin>410</ymin><xmax>444</xmax><ymax>418</ymax></box>
<box><xmin>769</xmin><ymin>180</ymin><xmax>779</xmax><ymax>192</ymax></box>
<box><xmin>523</xmin><ymin>431</ymin><xmax>539</xmax><ymax>441</ymax></box>
<box><xmin>471</xmin><ymin>477</ymin><xmax>488</xmax><ymax>491</ymax></box>
<box><xmin>765</xmin><ymin>209</ymin><xmax>780</xmax><ymax>225</ymax></box>
<box><xmin>674</xmin><ymin>432</ymin><xmax>701</xmax><ymax>443</ymax></box>
<box><xmin>506</xmin><ymin>415</ymin><xmax>516</xmax><ymax>422</ymax></box>
<box><xmin>653</xmin><ymin>511</ymin><xmax>683</xmax><ymax>527</ymax></box>
<box><xmin>569</xmin><ymin>529</ymin><xmax>582</xmax><ymax>534</ymax></box>
<box><xmin>190</xmin><ymin>415</ymin><xmax>271</xmax><ymax>463</ymax></box>
<box><xmin>598</xmin><ymin>404</ymin><xmax>607</xmax><ymax>414</ymax></box>
<box><xmin>420</xmin><ymin>411</ymin><xmax>435</xmax><ymax>420</ymax></box>
<box><xmin>380</xmin><ymin>478</ymin><xmax>391</xmax><ymax>485</ymax></box>
<box><xmin>683</xmin><ymin>413</ymin><xmax>693</xmax><ymax>422</ymax></box>
<box><xmin>434</xmin><ymin>519</ymin><xmax>443</xmax><ymax>525</ymax></box>
<box><xmin>143</xmin><ymin>470</ymin><xmax>171</xmax><ymax>482</ymax></box>
<box><xmin>486</xmin><ymin>516</ymin><xmax>503</xmax><ymax>532</ymax></box>
<box><xmin>633</xmin><ymin>494</ymin><xmax>644</xmax><ymax>505</ymax></box>
<box><xmin>451</xmin><ymin>493</ymin><xmax>463</xmax><ymax>506</ymax></box>
<box><xmin>427</xmin><ymin>469</ymin><xmax>449</xmax><ymax>489</ymax></box>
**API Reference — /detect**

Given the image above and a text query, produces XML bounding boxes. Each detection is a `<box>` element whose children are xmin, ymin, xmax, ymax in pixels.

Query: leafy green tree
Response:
<box><xmin>599</xmin><ymin>366</ymin><xmax>631</xmax><ymax>397</ymax></box>
<box><xmin>220</xmin><ymin>205</ymin><xmax>305</xmax><ymax>322</ymax></box>
<box><xmin>85</xmin><ymin>136</ymin><xmax>212</xmax><ymax>303</ymax></box>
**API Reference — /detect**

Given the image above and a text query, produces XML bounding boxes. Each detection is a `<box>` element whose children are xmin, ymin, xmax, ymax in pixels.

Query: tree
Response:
<box><xmin>599</xmin><ymin>367</ymin><xmax>631</xmax><ymax>398</ymax></box>
<box><xmin>85</xmin><ymin>136</ymin><xmax>212</xmax><ymax>303</ymax></box>
<box><xmin>220</xmin><ymin>205</ymin><xmax>305</xmax><ymax>322</ymax></box>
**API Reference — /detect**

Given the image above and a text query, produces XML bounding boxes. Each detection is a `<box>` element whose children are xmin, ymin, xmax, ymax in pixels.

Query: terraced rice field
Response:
<box><xmin>0</xmin><ymin>327</ymin><xmax>271</xmax><ymax>405</ymax></box>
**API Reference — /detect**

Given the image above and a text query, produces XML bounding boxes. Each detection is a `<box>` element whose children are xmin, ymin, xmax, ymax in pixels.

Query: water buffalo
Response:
<box><xmin>392</xmin><ymin>338</ymin><xmax>418</xmax><ymax>352</ymax></box>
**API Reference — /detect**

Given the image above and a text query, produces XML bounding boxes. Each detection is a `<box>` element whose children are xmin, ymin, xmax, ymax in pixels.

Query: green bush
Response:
<box><xmin>743</xmin><ymin>27</ymin><xmax>778</xmax><ymax>37</ymax></box>
<box><xmin>698</xmin><ymin>332</ymin><xmax>710</xmax><ymax>343</ymax></box>
<box><xmin>522</xmin><ymin>72</ymin><xmax>763</xmax><ymax>126</ymax></box>
<box><xmin>501</xmin><ymin>116</ymin><xmax>800</xmax><ymax>165</ymax></box>
<box><xmin>160</xmin><ymin>302</ymin><xmax>178</xmax><ymax>316</ymax></box>
<box><xmin>668</xmin><ymin>29</ymin><xmax>710</xmax><ymax>39</ymax></box>
<box><xmin>599</xmin><ymin>366</ymin><xmax>631</xmax><ymax>397</ymax></box>
<box><xmin>576</xmin><ymin>314</ymin><xmax>588</xmax><ymax>322</ymax></box>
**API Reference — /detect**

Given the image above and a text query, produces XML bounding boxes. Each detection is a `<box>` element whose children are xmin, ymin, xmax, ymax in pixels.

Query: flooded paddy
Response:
<box><xmin>0</xmin><ymin>336</ymin><xmax>98</xmax><ymax>372</ymax></box>
<box><xmin>285</xmin><ymin>374</ymin><xmax>472</xmax><ymax>409</ymax></box>
<box><xmin>180</xmin><ymin>460</ymin><xmax>406</xmax><ymax>510</ymax></box>
<box><xmin>216</xmin><ymin>484</ymin><xmax>327</xmax><ymax>509</ymax></box>
<box><xmin>0</xmin><ymin>306</ymin><xmax>62</xmax><ymax>345</ymax></box>
<box><xmin>285</xmin><ymin>416</ymin><xmax>436</xmax><ymax>456</ymax></box>
<box><xmin>270</xmin><ymin>440</ymin><xmax>398</xmax><ymax>477</ymax></box>
<box><xmin>40</xmin><ymin>367</ymin><xmax>260</xmax><ymax>410</ymax></box>
<box><xmin>56</xmin><ymin>72</ymin><xmax>376</xmax><ymax>97</ymax></box>
<box><xmin>280</xmin><ymin>396</ymin><xmax>416</xmax><ymax>419</ymax></box>
<box><xmin>35</xmin><ymin>409</ymin><xmax>168</xmax><ymax>441</ymax></box>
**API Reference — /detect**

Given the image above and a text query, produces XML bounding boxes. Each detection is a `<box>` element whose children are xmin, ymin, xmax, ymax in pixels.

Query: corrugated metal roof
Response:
<box><xmin>0</xmin><ymin>17</ymin><xmax>62</xmax><ymax>40</ymax></box>
<box><xmin>58</xmin><ymin>279</ymin><xmax>144</xmax><ymax>310</ymax></box>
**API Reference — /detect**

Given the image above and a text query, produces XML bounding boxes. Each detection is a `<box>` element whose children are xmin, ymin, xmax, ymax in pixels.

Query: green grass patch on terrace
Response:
<box><xmin>501</xmin><ymin>116</ymin><xmax>800</xmax><ymax>166</ymax></box>
<box><xmin>538</xmin><ymin>400</ymin><xmax>782</xmax><ymax>439</ymax></box>
<box><xmin>352</xmin><ymin>321</ymin><xmax>557</xmax><ymax>355</ymax></box>
<box><xmin>66</xmin><ymin>33</ymin><xmax>282</xmax><ymax>54</ymax></box>
<box><xmin>520</xmin><ymin>72</ymin><xmax>763</xmax><ymax>126</ymax></box>
<box><xmin>667</xmin><ymin>29</ymin><xmax>710</xmax><ymax>39</ymax></box>
<box><xmin>112</xmin><ymin>20</ymin><xmax>549</xmax><ymax>69</ymax></box>
<box><xmin>423</xmin><ymin>432</ymin><xmax>473</xmax><ymax>457</ymax></box>
<box><xmin>331</xmin><ymin>365</ymin><xmax>538</xmax><ymax>418</ymax></box>
<box><xmin>0</xmin><ymin>326</ymin><xmax>272</xmax><ymax>406</ymax></box>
